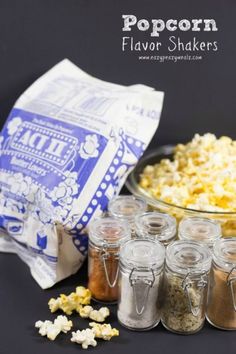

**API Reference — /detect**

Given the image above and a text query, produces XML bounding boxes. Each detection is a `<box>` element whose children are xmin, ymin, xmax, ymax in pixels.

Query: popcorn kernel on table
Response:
<box><xmin>71</xmin><ymin>328</ymin><xmax>97</xmax><ymax>349</ymax></box>
<box><xmin>48</xmin><ymin>286</ymin><xmax>91</xmax><ymax>315</ymax></box>
<box><xmin>35</xmin><ymin>315</ymin><xmax>73</xmax><ymax>341</ymax></box>
<box><xmin>78</xmin><ymin>305</ymin><xmax>110</xmax><ymax>322</ymax></box>
<box><xmin>89</xmin><ymin>322</ymin><xmax>119</xmax><ymax>340</ymax></box>
<box><xmin>75</xmin><ymin>286</ymin><xmax>92</xmax><ymax>304</ymax></box>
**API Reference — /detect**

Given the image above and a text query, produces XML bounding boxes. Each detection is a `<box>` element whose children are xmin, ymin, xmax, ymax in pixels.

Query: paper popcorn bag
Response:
<box><xmin>0</xmin><ymin>59</ymin><xmax>164</xmax><ymax>288</ymax></box>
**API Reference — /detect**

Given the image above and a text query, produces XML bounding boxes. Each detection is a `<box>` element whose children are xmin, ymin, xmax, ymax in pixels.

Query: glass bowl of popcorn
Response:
<box><xmin>126</xmin><ymin>134</ymin><xmax>236</xmax><ymax>237</ymax></box>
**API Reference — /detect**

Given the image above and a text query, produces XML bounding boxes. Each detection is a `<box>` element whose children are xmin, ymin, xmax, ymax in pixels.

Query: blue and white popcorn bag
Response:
<box><xmin>0</xmin><ymin>59</ymin><xmax>164</xmax><ymax>288</ymax></box>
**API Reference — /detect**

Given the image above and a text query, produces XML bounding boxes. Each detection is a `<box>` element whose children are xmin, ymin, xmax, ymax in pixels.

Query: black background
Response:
<box><xmin>0</xmin><ymin>1</ymin><xmax>236</xmax><ymax>354</ymax></box>
<box><xmin>0</xmin><ymin>0</ymin><xmax>236</xmax><ymax>145</ymax></box>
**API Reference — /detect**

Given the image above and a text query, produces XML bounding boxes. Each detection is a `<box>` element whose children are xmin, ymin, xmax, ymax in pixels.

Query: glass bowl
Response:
<box><xmin>126</xmin><ymin>145</ymin><xmax>236</xmax><ymax>237</ymax></box>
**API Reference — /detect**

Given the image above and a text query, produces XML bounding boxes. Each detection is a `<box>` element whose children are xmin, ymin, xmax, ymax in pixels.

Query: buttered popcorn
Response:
<box><xmin>79</xmin><ymin>306</ymin><xmax>110</xmax><ymax>322</ymax></box>
<box><xmin>48</xmin><ymin>286</ymin><xmax>91</xmax><ymax>315</ymax></box>
<box><xmin>140</xmin><ymin>134</ymin><xmax>236</xmax><ymax>211</ymax></box>
<box><xmin>48</xmin><ymin>286</ymin><xmax>110</xmax><ymax>322</ymax></box>
<box><xmin>70</xmin><ymin>323</ymin><xmax>119</xmax><ymax>349</ymax></box>
<box><xmin>89</xmin><ymin>322</ymin><xmax>119</xmax><ymax>340</ymax></box>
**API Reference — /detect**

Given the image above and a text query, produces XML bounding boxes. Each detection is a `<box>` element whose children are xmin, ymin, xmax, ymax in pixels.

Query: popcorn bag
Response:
<box><xmin>0</xmin><ymin>59</ymin><xmax>164</xmax><ymax>288</ymax></box>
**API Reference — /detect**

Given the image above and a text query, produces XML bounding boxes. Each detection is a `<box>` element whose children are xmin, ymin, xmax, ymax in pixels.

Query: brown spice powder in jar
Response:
<box><xmin>207</xmin><ymin>266</ymin><xmax>236</xmax><ymax>329</ymax></box>
<box><xmin>88</xmin><ymin>246</ymin><xmax>119</xmax><ymax>302</ymax></box>
<box><xmin>88</xmin><ymin>217</ymin><xmax>130</xmax><ymax>302</ymax></box>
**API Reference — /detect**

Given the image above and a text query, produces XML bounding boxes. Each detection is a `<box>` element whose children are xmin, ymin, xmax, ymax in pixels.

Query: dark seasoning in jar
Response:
<box><xmin>88</xmin><ymin>217</ymin><xmax>130</xmax><ymax>302</ymax></box>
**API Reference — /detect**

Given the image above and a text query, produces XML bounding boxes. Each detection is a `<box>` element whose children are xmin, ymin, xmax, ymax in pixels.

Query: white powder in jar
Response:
<box><xmin>117</xmin><ymin>270</ymin><xmax>162</xmax><ymax>330</ymax></box>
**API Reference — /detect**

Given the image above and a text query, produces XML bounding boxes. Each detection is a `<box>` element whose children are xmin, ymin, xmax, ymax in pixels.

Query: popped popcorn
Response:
<box><xmin>78</xmin><ymin>305</ymin><xmax>110</xmax><ymax>322</ymax></box>
<box><xmin>71</xmin><ymin>329</ymin><xmax>97</xmax><ymax>349</ymax></box>
<box><xmin>75</xmin><ymin>286</ymin><xmax>92</xmax><ymax>305</ymax></box>
<box><xmin>140</xmin><ymin>134</ymin><xmax>236</xmax><ymax>212</ymax></box>
<box><xmin>35</xmin><ymin>315</ymin><xmax>73</xmax><ymax>341</ymax></box>
<box><xmin>89</xmin><ymin>322</ymin><xmax>119</xmax><ymax>340</ymax></box>
<box><xmin>48</xmin><ymin>286</ymin><xmax>91</xmax><ymax>315</ymax></box>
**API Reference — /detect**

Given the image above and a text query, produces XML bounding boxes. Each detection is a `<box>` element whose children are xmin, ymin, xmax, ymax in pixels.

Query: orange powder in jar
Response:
<box><xmin>88</xmin><ymin>217</ymin><xmax>130</xmax><ymax>302</ymax></box>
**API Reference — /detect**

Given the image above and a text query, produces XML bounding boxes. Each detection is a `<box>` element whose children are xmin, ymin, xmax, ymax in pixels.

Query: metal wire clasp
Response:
<box><xmin>182</xmin><ymin>271</ymin><xmax>208</xmax><ymax>317</ymax></box>
<box><xmin>100</xmin><ymin>244</ymin><xmax>119</xmax><ymax>288</ymax></box>
<box><xmin>129</xmin><ymin>267</ymin><xmax>155</xmax><ymax>316</ymax></box>
<box><xmin>227</xmin><ymin>266</ymin><xmax>236</xmax><ymax>312</ymax></box>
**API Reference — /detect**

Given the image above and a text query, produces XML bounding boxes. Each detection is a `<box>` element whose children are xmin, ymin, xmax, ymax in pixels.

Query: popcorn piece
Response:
<box><xmin>54</xmin><ymin>315</ymin><xmax>73</xmax><ymax>333</ymax></box>
<box><xmin>35</xmin><ymin>315</ymin><xmax>73</xmax><ymax>341</ymax></box>
<box><xmin>78</xmin><ymin>305</ymin><xmax>110</xmax><ymax>322</ymax></box>
<box><xmin>89</xmin><ymin>307</ymin><xmax>110</xmax><ymax>322</ymax></box>
<box><xmin>79</xmin><ymin>305</ymin><xmax>93</xmax><ymax>318</ymax></box>
<box><xmin>48</xmin><ymin>298</ymin><xmax>61</xmax><ymax>313</ymax></box>
<box><xmin>71</xmin><ymin>329</ymin><xmax>97</xmax><ymax>349</ymax></box>
<box><xmin>48</xmin><ymin>286</ymin><xmax>91</xmax><ymax>315</ymax></box>
<box><xmin>76</xmin><ymin>286</ymin><xmax>92</xmax><ymax>305</ymax></box>
<box><xmin>89</xmin><ymin>322</ymin><xmax>119</xmax><ymax>340</ymax></box>
<box><xmin>35</xmin><ymin>320</ymin><xmax>58</xmax><ymax>339</ymax></box>
<box><xmin>60</xmin><ymin>294</ymin><xmax>77</xmax><ymax>315</ymax></box>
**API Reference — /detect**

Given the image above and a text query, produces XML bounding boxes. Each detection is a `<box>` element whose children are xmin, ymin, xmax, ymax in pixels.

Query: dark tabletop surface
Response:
<box><xmin>0</xmin><ymin>252</ymin><xmax>235</xmax><ymax>354</ymax></box>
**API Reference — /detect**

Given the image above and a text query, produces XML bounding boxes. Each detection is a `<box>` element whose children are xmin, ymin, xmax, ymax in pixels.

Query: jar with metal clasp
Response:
<box><xmin>207</xmin><ymin>237</ymin><xmax>236</xmax><ymax>330</ymax></box>
<box><xmin>118</xmin><ymin>239</ymin><xmax>165</xmax><ymax>330</ymax></box>
<box><xmin>88</xmin><ymin>216</ymin><xmax>130</xmax><ymax>302</ymax></box>
<box><xmin>161</xmin><ymin>240</ymin><xmax>212</xmax><ymax>334</ymax></box>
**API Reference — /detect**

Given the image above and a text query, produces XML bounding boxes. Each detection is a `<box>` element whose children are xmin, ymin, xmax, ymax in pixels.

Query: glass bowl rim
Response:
<box><xmin>125</xmin><ymin>145</ymin><xmax>236</xmax><ymax>216</ymax></box>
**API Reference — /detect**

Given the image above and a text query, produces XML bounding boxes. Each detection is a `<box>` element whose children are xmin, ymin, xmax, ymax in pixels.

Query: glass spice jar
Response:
<box><xmin>118</xmin><ymin>239</ymin><xmax>165</xmax><ymax>331</ymax></box>
<box><xmin>179</xmin><ymin>217</ymin><xmax>222</xmax><ymax>248</ymax></box>
<box><xmin>207</xmin><ymin>237</ymin><xmax>236</xmax><ymax>330</ymax></box>
<box><xmin>161</xmin><ymin>240</ymin><xmax>212</xmax><ymax>334</ymax></box>
<box><xmin>88</xmin><ymin>217</ymin><xmax>130</xmax><ymax>303</ymax></box>
<box><xmin>108</xmin><ymin>195</ymin><xmax>147</xmax><ymax>235</ymax></box>
<box><xmin>135</xmin><ymin>211</ymin><xmax>177</xmax><ymax>246</ymax></box>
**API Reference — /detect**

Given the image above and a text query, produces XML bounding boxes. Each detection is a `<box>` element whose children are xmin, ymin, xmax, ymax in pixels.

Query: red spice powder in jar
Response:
<box><xmin>88</xmin><ymin>217</ymin><xmax>130</xmax><ymax>302</ymax></box>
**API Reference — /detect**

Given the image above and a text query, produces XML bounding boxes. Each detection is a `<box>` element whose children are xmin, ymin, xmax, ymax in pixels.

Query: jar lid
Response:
<box><xmin>120</xmin><ymin>239</ymin><xmax>165</xmax><ymax>270</ymax></box>
<box><xmin>212</xmin><ymin>237</ymin><xmax>236</xmax><ymax>271</ymax></box>
<box><xmin>135</xmin><ymin>212</ymin><xmax>176</xmax><ymax>245</ymax></box>
<box><xmin>166</xmin><ymin>240</ymin><xmax>212</xmax><ymax>275</ymax></box>
<box><xmin>89</xmin><ymin>216</ymin><xmax>130</xmax><ymax>248</ymax></box>
<box><xmin>179</xmin><ymin>217</ymin><xmax>221</xmax><ymax>246</ymax></box>
<box><xmin>108</xmin><ymin>195</ymin><xmax>147</xmax><ymax>222</ymax></box>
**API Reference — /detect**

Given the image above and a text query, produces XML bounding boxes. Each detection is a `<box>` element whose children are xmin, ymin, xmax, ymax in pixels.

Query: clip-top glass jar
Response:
<box><xmin>179</xmin><ymin>217</ymin><xmax>221</xmax><ymax>248</ymax></box>
<box><xmin>88</xmin><ymin>217</ymin><xmax>130</xmax><ymax>303</ymax></box>
<box><xmin>161</xmin><ymin>240</ymin><xmax>212</xmax><ymax>334</ymax></box>
<box><xmin>108</xmin><ymin>195</ymin><xmax>147</xmax><ymax>235</ymax></box>
<box><xmin>135</xmin><ymin>211</ymin><xmax>177</xmax><ymax>246</ymax></box>
<box><xmin>207</xmin><ymin>238</ymin><xmax>236</xmax><ymax>330</ymax></box>
<box><xmin>118</xmin><ymin>239</ymin><xmax>165</xmax><ymax>331</ymax></box>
